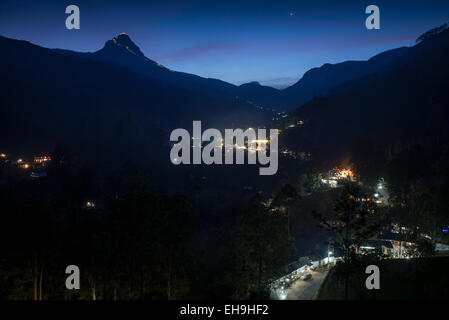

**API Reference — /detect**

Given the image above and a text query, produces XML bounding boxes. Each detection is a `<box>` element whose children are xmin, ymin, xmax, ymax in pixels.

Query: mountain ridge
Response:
<box><xmin>280</xmin><ymin>27</ymin><xmax>449</xmax><ymax>175</ymax></box>
<box><xmin>46</xmin><ymin>32</ymin><xmax>432</xmax><ymax>111</ymax></box>
<box><xmin>0</xmin><ymin>34</ymin><xmax>268</xmax><ymax>158</ymax></box>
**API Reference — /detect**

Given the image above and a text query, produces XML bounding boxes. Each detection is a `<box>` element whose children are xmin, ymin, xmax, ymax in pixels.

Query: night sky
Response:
<box><xmin>1</xmin><ymin>0</ymin><xmax>448</xmax><ymax>88</ymax></box>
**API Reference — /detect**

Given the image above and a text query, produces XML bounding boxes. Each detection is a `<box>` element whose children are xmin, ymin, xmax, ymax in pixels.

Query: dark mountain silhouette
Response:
<box><xmin>281</xmin><ymin>46</ymin><xmax>410</xmax><ymax>109</ymax></box>
<box><xmin>2</xmin><ymin>24</ymin><xmax>447</xmax><ymax>168</ymax></box>
<box><xmin>281</xmin><ymin>24</ymin><xmax>449</xmax><ymax>110</ymax></box>
<box><xmin>53</xmin><ymin>33</ymin><xmax>428</xmax><ymax>112</ymax></box>
<box><xmin>237</xmin><ymin>81</ymin><xmax>282</xmax><ymax>108</ymax></box>
<box><xmin>90</xmin><ymin>33</ymin><xmax>242</xmax><ymax>101</ymax></box>
<box><xmin>55</xmin><ymin>33</ymin><xmax>286</xmax><ymax>110</ymax></box>
<box><xmin>235</xmin><ymin>44</ymin><xmax>413</xmax><ymax>110</ymax></box>
<box><xmin>0</xmin><ymin>35</ymin><xmax>265</xmax><ymax>160</ymax></box>
<box><xmin>281</xmin><ymin>27</ymin><xmax>449</xmax><ymax>172</ymax></box>
<box><xmin>54</xmin><ymin>34</ymin><xmax>239</xmax><ymax>101</ymax></box>
<box><xmin>416</xmin><ymin>22</ymin><xmax>448</xmax><ymax>43</ymax></box>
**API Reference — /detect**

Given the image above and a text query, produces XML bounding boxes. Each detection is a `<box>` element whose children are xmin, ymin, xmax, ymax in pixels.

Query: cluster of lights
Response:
<box><xmin>16</xmin><ymin>156</ymin><xmax>52</xmax><ymax>170</ymax></box>
<box><xmin>189</xmin><ymin>132</ymin><xmax>271</xmax><ymax>152</ymax></box>
<box><xmin>16</xmin><ymin>158</ymin><xmax>30</xmax><ymax>169</ymax></box>
<box><xmin>85</xmin><ymin>201</ymin><xmax>96</xmax><ymax>208</ymax></box>
<box><xmin>286</xmin><ymin>120</ymin><xmax>304</xmax><ymax>129</ymax></box>
<box><xmin>335</xmin><ymin>168</ymin><xmax>354</xmax><ymax>179</ymax></box>
<box><xmin>321</xmin><ymin>168</ymin><xmax>355</xmax><ymax>188</ymax></box>
<box><xmin>374</xmin><ymin>180</ymin><xmax>388</xmax><ymax>204</ymax></box>
<box><xmin>2</xmin><ymin>153</ymin><xmax>53</xmax><ymax>173</ymax></box>
<box><xmin>34</xmin><ymin>156</ymin><xmax>51</xmax><ymax>163</ymax></box>
<box><xmin>281</xmin><ymin>149</ymin><xmax>299</xmax><ymax>159</ymax></box>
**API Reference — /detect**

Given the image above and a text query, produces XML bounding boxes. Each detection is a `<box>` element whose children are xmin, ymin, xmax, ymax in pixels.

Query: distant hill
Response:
<box><xmin>237</xmin><ymin>81</ymin><xmax>282</xmax><ymax>107</ymax></box>
<box><xmin>281</xmin><ymin>25</ymin><xmax>449</xmax><ymax>110</ymax></box>
<box><xmin>281</xmin><ymin>27</ymin><xmax>449</xmax><ymax>175</ymax></box>
<box><xmin>2</xmin><ymin>25</ymin><xmax>447</xmax><ymax>168</ymax></box>
<box><xmin>0</xmin><ymin>35</ymin><xmax>265</xmax><ymax>160</ymax></box>
<box><xmin>54</xmin><ymin>33</ymin><xmax>281</xmax><ymax>109</ymax></box>
<box><xmin>280</xmin><ymin>46</ymin><xmax>410</xmax><ymax>109</ymax></box>
<box><xmin>53</xmin><ymin>33</ymin><xmax>431</xmax><ymax>112</ymax></box>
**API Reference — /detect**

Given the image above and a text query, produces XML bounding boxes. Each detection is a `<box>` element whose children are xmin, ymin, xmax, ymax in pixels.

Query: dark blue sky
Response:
<box><xmin>1</xmin><ymin>0</ymin><xmax>448</xmax><ymax>88</ymax></box>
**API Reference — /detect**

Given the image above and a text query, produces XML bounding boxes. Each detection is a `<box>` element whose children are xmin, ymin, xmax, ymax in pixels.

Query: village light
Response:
<box><xmin>86</xmin><ymin>201</ymin><xmax>96</xmax><ymax>208</ymax></box>
<box><xmin>250</xmin><ymin>139</ymin><xmax>269</xmax><ymax>144</ymax></box>
<box><xmin>169</xmin><ymin>121</ymin><xmax>279</xmax><ymax>175</ymax></box>
<box><xmin>34</xmin><ymin>156</ymin><xmax>51</xmax><ymax>163</ymax></box>
<box><xmin>279</xmin><ymin>290</ymin><xmax>287</xmax><ymax>300</ymax></box>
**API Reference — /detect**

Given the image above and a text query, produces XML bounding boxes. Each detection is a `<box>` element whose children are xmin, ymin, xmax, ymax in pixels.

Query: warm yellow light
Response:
<box><xmin>86</xmin><ymin>201</ymin><xmax>96</xmax><ymax>208</ymax></box>
<box><xmin>250</xmin><ymin>139</ymin><xmax>269</xmax><ymax>144</ymax></box>
<box><xmin>34</xmin><ymin>156</ymin><xmax>51</xmax><ymax>163</ymax></box>
<box><xmin>0</xmin><ymin>153</ymin><xmax>5</xmax><ymax>158</ymax></box>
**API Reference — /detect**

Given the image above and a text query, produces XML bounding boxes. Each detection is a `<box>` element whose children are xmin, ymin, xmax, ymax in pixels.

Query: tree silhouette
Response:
<box><xmin>313</xmin><ymin>181</ymin><xmax>378</xmax><ymax>299</ymax></box>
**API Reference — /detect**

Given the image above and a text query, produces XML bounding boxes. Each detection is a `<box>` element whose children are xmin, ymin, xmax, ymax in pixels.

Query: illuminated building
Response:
<box><xmin>34</xmin><ymin>156</ymin><xmax>51</xmax><ymax>163</ymax></box>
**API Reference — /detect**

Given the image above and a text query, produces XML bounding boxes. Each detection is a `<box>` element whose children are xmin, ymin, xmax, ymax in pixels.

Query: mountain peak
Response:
<box><xmin>104</xmin><ymin>33</ymin><xmax>145</xmax><ymax>57</ymax></box>
<box><xmin>114</xmin><ymin>32</ymin><xmax>132</xmax><ymax>43</ymax></box>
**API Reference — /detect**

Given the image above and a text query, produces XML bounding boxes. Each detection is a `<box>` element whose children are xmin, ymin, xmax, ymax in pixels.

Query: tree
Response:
<box><xmin>313</xmin><ymin>181</ymin><xmax>378</xmax><ymax>299</ymax></box>
<box><xmin>105</xmin><ymin>173</ymin><xmax>200</xmax><ymax>299</ymax></box>
<box><xmin>270</xmin><ymin>184</ymin><xmax>299</xmax><ymax>239</ymax></box>
<box><xmin>226</xmin><ymin>195</ymin><xmax>295</xmax><ymax>299</ymax></box>
<box><xmin>416</xmin><ymin>23</ymin><xmax>448</xmax><ymax>43</ymax></box>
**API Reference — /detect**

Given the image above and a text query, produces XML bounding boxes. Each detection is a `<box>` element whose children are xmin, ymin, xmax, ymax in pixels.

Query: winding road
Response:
<box><xmin>285</xmin><ymin>269</ymin><xmax>329</xmax><ymax>300</ymax></box>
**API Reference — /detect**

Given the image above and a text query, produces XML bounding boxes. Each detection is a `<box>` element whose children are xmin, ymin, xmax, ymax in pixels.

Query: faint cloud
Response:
<box><xmin>260</xmin><ymin>77</ymin><xmax>298</xmax><ymax>89</ymax></box>
<box><xmin>154</xmin><ymin>43</ymin><xmax>245</xmax><ymax>62</ymax></box>
<box><xmin>258</xmin><ymin>33</ymin><xmax>417</xmax><ymax>56</ymax></box>
<box><xmin>237</xmin><ymin>77</ymin><xmax>298</xmax><ymax>89</ymax></box>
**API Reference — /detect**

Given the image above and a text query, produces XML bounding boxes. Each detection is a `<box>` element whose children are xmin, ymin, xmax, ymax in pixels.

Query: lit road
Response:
<box><xmin>285</xmin><ymin>269</ymin><xmax>329</xmax><ymax>300</ymax></box>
